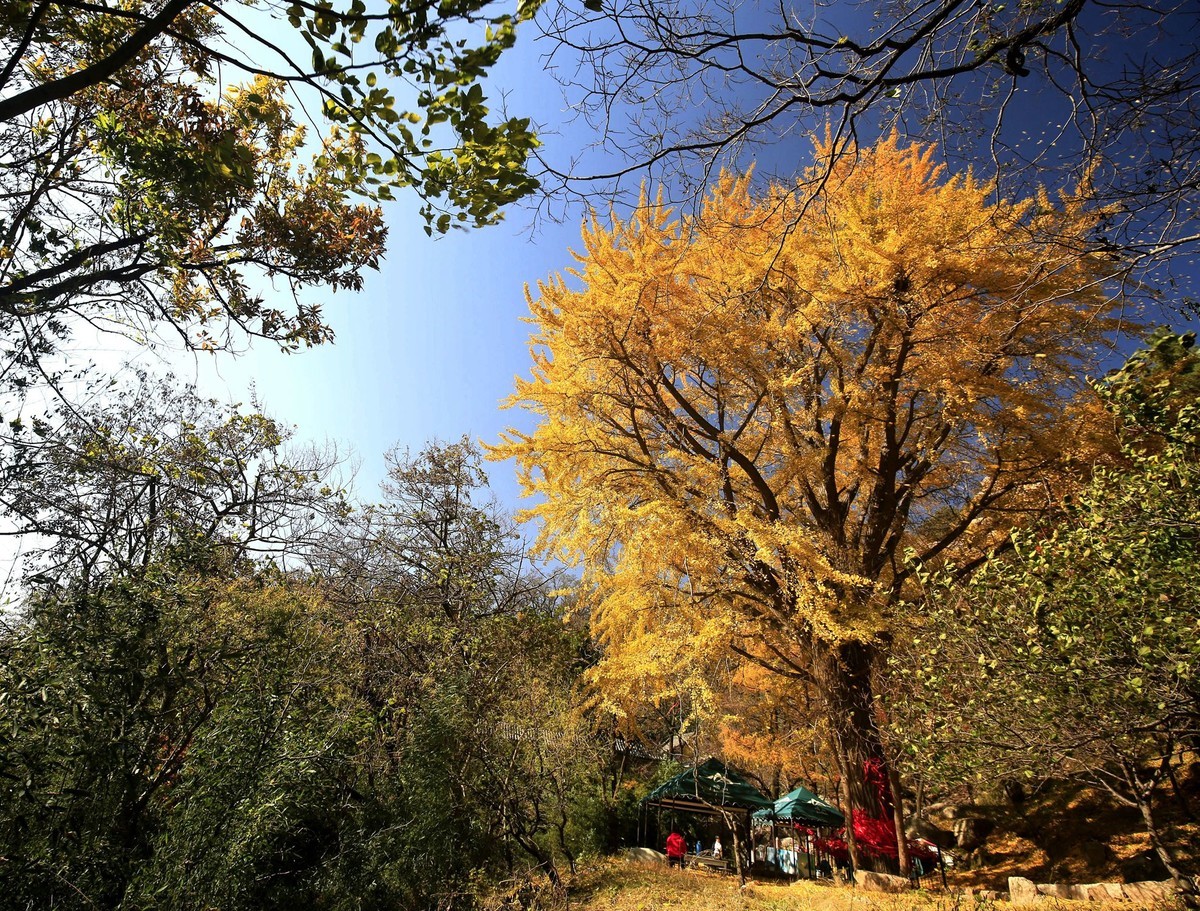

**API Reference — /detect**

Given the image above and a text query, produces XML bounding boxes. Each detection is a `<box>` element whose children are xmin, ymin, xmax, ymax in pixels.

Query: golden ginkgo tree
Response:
<box><xmin>496</xmin><ymin>136</ymin><xmax>1133</xmax><ymax>866</ymax></box>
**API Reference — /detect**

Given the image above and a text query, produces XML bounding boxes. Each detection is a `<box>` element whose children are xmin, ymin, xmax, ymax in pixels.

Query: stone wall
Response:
<box><xmin>1008</xmin><ymin>876</ymin><xmax>1177</xmax><ymax>904</ymax></box>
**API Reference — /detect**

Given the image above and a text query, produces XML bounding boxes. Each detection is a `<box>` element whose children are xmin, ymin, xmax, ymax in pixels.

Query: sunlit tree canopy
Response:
<box><xmin>497</xmin><ymin>135</ymin><xmax>1137</xmax><ymax>856</ymax></box>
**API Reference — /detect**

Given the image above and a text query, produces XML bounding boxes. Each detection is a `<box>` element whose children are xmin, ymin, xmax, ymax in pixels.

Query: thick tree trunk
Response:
<box><xmin>815</xmin><ymin>638</ymin><xmax>900</xmax><ymax>875</ymax></box>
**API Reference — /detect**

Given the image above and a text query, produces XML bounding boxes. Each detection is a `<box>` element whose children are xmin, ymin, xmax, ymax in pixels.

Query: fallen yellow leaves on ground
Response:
<box><xmin>483</xmin><ymin>858</ymin><xmax>1179</xmax><ymax>911</ymax></box>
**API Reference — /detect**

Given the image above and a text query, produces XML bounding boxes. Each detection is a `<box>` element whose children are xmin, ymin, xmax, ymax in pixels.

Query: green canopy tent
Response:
<box><xmin>753</xmin><ymin>785</ymin><xmax>844</xmax><ymax>827</ymax></box>
<box><xmin>752</xmin><ymin>785</ymin><xmax>845</xmax><ymax>878</ymax></box>
<box><xmin>640</xmin><ymin>759</ymin><xmax>773</xmax><ymax>875</ymax></box>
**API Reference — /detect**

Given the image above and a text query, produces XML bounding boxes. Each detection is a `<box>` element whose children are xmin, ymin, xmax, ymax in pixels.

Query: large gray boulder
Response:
<box><xmin>1009</xmin><ymin>877</ymin><xmax>1040</xmax><ymax>905</ymax></box>
<box><xmin>933</xmin><ymin>803</ymin><xmax>961</xmax><ymax>820</ymax></box>
<box><xmin>906</xmin><ymin>816</ymin><xmax>956</xmax><ymax>849</ymax></box>
<box><xmin>855</xmin><ymin>871</ymin><xmax>910</xmax><ymax>893</ymax></box>
<box><xmin>623</xmin><ymin>847</ymin><xmax>666</xmax><ymax>866</ymax></box>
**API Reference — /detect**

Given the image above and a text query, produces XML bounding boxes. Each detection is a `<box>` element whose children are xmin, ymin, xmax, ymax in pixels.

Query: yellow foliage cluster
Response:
<box><xmin>496</xmin><ymin>135</ymin><xmax>1132</xmax><ymax>717</ymax></box>
<box><xmin>715</xmin><ymin>662</ymin><xmax>833</xmax><ymax>789</ymax></box>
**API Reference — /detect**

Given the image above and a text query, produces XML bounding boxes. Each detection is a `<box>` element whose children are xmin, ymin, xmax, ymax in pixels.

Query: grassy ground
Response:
<box><xmin>565</xmin><ymin>862</ymin><xmax>938</xmax><ymax>911</ymax></box>
<box><xmin>483</xmin><ymin>858</ymin><xmax>1181</xmax><ymax>911</ymax></box>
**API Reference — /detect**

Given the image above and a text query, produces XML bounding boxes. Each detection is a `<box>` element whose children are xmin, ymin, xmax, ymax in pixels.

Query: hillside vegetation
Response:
<box><xmin>938</xmin><ymin>775</ymin><xmax>1200</xmax><ymax>893</ymax></box>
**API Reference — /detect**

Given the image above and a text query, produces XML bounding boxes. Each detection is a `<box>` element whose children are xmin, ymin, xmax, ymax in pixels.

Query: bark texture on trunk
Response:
<box><xmin>1134</xmin><ymin>785</ymin><xmax>1197</xmax><ymax>909</ymax></box>
<box><xmin>816</xmin><ymin>637</ymin><xmax>900</xmax><ymax>874</ymax></box>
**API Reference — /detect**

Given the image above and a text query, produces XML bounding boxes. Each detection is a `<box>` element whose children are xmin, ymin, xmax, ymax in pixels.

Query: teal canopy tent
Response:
<box><xmin>644</xmin><ymin>758</ymin><xmax>775</xmax><ymax>814</ymax></box>
<box><xmin>752</xmin><ymin>785</ymin><xmax>844</xmax><ymax>827</ymax></box>
<box><xmin>752</xmin><ymin>785</ymin><xmax>844</xmax><ymax>879</ymax></box>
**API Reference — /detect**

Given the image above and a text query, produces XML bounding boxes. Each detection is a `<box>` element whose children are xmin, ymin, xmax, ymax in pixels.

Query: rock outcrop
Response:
<box><xmin>855</xmin><ymin>871</ymin><xmax>911</xmax><ymax>893</ymax></box>
<box><xmin>953</xmin><ymin>816</ymin><xmax>996</xmax><ymax>850</ymax></box>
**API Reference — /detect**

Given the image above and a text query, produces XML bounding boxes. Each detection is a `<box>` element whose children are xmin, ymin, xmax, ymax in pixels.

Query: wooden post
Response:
<box><xmin>889</xmin><ymin>764</ymin><xmax>912</xmax><ymax>877</ymax></box>
<box><xmin>773</xmin><ymin>823</ymin><xmax>781</xmax><ymax>878</ymax></box>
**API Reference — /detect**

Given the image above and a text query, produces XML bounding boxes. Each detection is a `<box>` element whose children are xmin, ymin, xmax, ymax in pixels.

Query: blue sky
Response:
<box><xmin>183</xmin><ymin>200</ymin><xmax>578</xmax><ymax>510</ymax></box>
<box><xmin>174</xmin><ymin>28</ymin><xmax>586</xmax><ymax>510</ymax></box>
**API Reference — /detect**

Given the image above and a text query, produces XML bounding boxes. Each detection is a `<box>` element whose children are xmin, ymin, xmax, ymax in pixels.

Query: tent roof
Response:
<box><xmin>753</xmin><ymin>785</ymin><xmax>845</xmax><ymax>826</ymax></box>
<box><xmin>644</xmin><ymin>758</ymin><xmax>774</xmax><ymax>812</ymax></box>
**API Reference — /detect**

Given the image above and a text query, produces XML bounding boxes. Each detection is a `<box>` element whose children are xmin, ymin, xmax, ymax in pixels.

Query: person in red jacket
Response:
<box><xmin>665</xmin><ymin>830</ymin><xmax>687</xmax><ymax>868</ymax></box>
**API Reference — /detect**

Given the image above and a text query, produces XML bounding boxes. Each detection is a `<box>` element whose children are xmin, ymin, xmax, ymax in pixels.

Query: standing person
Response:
<box><xmin>836</xmin><ymin>854</ymin><xmax>852</xmax><ymax>883</ymax></box>
<box><xmin>712</xmin><ymin>835</ymin><xmax>723</xmax><ymax>859</ymax></box>
<box><xmin>665</xmin><ymin>830</ymin><xmax>687</xmax><ymax>868</ymax></box>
